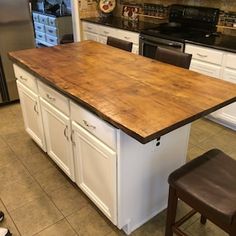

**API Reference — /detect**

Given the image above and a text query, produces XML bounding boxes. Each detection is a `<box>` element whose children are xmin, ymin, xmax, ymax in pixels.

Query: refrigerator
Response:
<box><xmin>0</xmin><ymin>0</ymin><xmax>35</xmax><ymax>104</ymax></box>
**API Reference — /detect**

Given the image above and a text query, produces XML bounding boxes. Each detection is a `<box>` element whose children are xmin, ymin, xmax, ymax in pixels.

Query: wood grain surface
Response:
<box><xmin>9</xmin><ymin>41</ymin><xmax>236</xmax><ymax>143</ymax></box>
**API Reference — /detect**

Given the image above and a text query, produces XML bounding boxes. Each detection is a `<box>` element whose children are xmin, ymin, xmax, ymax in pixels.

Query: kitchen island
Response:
<box><xmin>9</xmin><ymin>41</ymin><xmax>236</xmax><ymax>234</ymax></box>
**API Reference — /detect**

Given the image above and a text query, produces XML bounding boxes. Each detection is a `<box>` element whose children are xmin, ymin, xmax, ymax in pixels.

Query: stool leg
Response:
<box><xmin>165</xmin><ymin>186</ymin><xmax>178</xmax><ymax>236</ymax></box>
<box><xmin>200</xmin><ymin>215</ymin><xmax>207</xmax><ymax>225</ymax></box>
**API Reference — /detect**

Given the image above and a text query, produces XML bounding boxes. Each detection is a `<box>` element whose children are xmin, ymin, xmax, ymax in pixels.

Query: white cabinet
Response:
<box><xmin>32</xmin><ymin>12</ymin><xmax>73</xmax><ymax>47</ymax></box>
<box><xmin>40</xmin><ymin>98</ymin><xmax>75</xmax><ymax>180</ymax></box>
<box><xmin>82</xmin><ymin>21</ymin><xmax>139</xmax><ymax>54</ymax></box>
<box><xmin>17</xmin><ymin>81</ymin><xmax>46</xmax><ymax>151</ymax></box>
<box><xmin>72</xmin><ymin>121</ymin><xmax>117</xmax><ymax>224</ymax></box>
<box><xmin>83</xmin><ymin>31</ymin><xmax>99</xmax><ymax>42</ymax></box>
<box><xmin>185</xmin><ymin>44</ymin><xmax>236</xmax><ymax>130</ymax></box>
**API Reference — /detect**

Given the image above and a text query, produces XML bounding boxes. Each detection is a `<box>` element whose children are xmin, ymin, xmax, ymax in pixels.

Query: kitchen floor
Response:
<box><xmin>0</xmin><ymin>103</ymin><xmax>235</xmax><ymax>236</ymax></box>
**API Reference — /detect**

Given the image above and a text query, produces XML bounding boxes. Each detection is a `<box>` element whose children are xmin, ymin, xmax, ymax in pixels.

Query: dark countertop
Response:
<box><xmin>83</xmin><ymin>17</ymin><xmax>236</xmax><ymax>53</ymax></box>
<box><xmin>9</xmin><ymin>41</ymin><xmax>236</xmax><ymax>143</ymax></box>
<box><xmin>81</xmin><ymin>17</ymin><xmax>159</xmax><ymax>33</ymax></box>
<box><xmin>32</xmin><ymin>10</ymin><xmax>71</xmax><ymax>18</ymax></box>
<box><xmin>186</xmin><ymin>34</ymin><xmax>236</xmax><ymax>53</ymax></box>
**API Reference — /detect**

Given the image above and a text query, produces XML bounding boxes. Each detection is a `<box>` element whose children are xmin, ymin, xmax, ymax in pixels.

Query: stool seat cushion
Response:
<box><xmin>169</xmin><ymin>149</ymin><xmax>236</xmax><ymax>226</ymax></box>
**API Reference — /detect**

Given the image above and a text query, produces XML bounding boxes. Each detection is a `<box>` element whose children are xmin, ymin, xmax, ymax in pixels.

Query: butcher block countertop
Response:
<box><xmin>9</xmin><ymin>41</ymin><xmax>236</xmax><ymax>143</ymax></box>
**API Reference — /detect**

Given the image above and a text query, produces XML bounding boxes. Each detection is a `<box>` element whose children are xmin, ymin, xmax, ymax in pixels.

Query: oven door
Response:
<box><xmin>139</xmin><ymin>34</ymin><xmax>184</xmax><ymax>59</ymax></box>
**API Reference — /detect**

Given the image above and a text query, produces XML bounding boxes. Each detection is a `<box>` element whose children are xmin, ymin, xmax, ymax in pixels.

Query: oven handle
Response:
<box><xmin>140</xmin><ymin>36</ymin><xmax>183</xmax><ymax>49</ymax></box>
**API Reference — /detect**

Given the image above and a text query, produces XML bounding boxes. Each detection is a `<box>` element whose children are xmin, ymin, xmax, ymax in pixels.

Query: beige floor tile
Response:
<box><xmin>3</xmin><ymin>131</ymin><xmax>42</xmax><ymax>157</ymax></box>
<box><xmin>189</xmin><ymin>119</ymin><xmax>224</xmax><ymax>145</ymax></box>
<box><xmin>10</xmin><ymin>195</ymin><xmax>63</xmax><ymax>236</ymax></box>
<box><xmin>195</xmin><ymin>132</ymin><xmax>236</xmax><ymax>155</ymax></box>
<box><xmin>19</xmin><ymin>150</ymin><xmax>54</xmax><ymax>176</ymax></box>
<box><xmin>0</xmin><ymin>136</ymin><xmax>8</xmax><ymax>149</ymax></box>
<box><xmin>67</xmin><ymin>204</ymin><xmax>113</xmax><ymax>236</ymax></box>
<box><xmin>34</xmin><ymin>219</ymin><xmax>77</xmax><ymax>236</ymax></box>
<box><xmin>186</xmin><ymin>144</ymin><xmax>205</xmax><ymax>161</ymax></box>
<box><xmin>0</xmin><ymin>160</ymin><xmax>32</xmax><ymax>187</ymax></box>
<box><xmin>48</xmin><ymin>184</ymin><xmax>89</xmax><ymax>217</ymax></box>
<box><xmin>185</xmin><ymin>219</ymin><xmax>227</xmax><ymax>236</ymax></box>
<box><xmin>34</xmin><ymin>166</ymin><xmax>72</xmax><ymax>193</ymax></box>
<box><xmin>0</xmin><ymin>177</ymin><xmax>45</xmax><ymax>211</ymax></box>
<box><xmin>0</xmin><ymin>146</ymin><xmax>18</xmax><ymax>168</ymax></box>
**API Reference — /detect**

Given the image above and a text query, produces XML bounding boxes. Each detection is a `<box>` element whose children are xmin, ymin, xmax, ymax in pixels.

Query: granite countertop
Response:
<box><xmin>9</xmin><ymin>41</ymin><xmax>236</xmax><ymax>143</ymax></box>
<box><xmin>186</xmin><ymin>34</ymin><xmax>236</xmax><ymax>53</ymax></box>
<box><xmin>82</xmin><ymin>17</ymin><xmax>236</xmax><ymax>53</ymax></box>
<box><xmin>81</xmin><ymin>16</ymin><xmax>159</xmax><ymax>33</ymax></box>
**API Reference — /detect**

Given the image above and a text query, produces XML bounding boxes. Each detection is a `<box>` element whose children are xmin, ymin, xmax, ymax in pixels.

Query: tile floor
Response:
<box><xmin>0</xmin><ymin>103</ymin><xmax>235</xmax><ymax>236</ymax></box>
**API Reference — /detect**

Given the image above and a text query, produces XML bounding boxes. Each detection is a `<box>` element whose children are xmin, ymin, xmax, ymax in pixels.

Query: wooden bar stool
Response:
<box><xmin>165</xmin><ymin>149</ymin><xmax>236</xmax><ymax>236</ymax></box>
<box><xmin>107</xmin><ymin>36</ymin><xmax>133</xmax><ymax>52</ymax></box>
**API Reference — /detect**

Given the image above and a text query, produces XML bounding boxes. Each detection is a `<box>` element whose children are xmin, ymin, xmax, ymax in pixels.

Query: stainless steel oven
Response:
<box><xmin>139</xmin><ymin>34</ymin><xmax>184</xmax><ymax>59</ymax></box>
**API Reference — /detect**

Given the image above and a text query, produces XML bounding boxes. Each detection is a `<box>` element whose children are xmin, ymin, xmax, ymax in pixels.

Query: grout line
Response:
<box><xmin>0</xmin><ymin>198</ymin><xmax>22</xmax><ymax>236</ymax></box>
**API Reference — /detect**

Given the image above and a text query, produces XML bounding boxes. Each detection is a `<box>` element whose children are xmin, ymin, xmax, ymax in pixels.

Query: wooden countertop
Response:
<box><xmin>9</xmin><ymin>41</ymin><xmax>236</xmax><ymax>143</ymax></box>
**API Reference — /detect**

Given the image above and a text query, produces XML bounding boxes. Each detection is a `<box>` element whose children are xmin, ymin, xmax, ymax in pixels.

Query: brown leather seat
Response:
<box><xmin>107</xmin><ymin>36</ymin><xmax>133</xmax><ymax>52</ymax></box>
<box><xmin>165</xmin><ymin>149</ymin><xmax>236</xmax><ymax>236</ymax></box>
<box><xmin>155</xmin><ymin>47</ymin><xmax>192</xmax><ymax>69</ymax></box>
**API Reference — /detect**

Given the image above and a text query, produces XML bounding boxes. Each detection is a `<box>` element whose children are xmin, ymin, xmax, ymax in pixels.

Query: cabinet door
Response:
<box><xmin>17</xmin><ymin>81</ymin><xmax>46</xmax><ymax>151</ymax></box>
<box><xmin>41</xmin><ymin>98</ymin><xmax>75</xmax><ymax>180</ymax></box>
<box><xmin>189</xmin><ymin>59</ymin><xmax>221</xmax><ymax>78</ymax></box>
<box><xmin>72</xmin><ymin>121</ymin><xmax>117</xmax><ymax>224</ymax></box>
<box><xmin>83</xmin><ymin>31</ymin><xmax>99</xmax><ymax>42</ymax></box>
<box><xmin>217</xmin><ymin>68</ymin><xmax>236</xmax><ymax>125</ymax></box>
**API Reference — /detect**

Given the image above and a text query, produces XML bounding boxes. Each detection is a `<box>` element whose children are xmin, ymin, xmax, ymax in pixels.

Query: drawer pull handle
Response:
<box><xmin>197</xmin><ymin>53</ymin><xmax>208</xmax><ymax>58</ymax></box>
<box><xmin>83</xmin><ymin>120</ymin><xmax>96</xmax><ymax>130</ymax></box>
<box><xmin>20</xmin><ymin>75</ymin><xmax>28</xmax><ymax>81</ymax></box>
<box><xmin>48</xmin><ymin>30</ymin><xmax>53</xmax><ymax>33</ymax></box>
<box><xmin>46</xmin><ymin>93</ymin><xmax>56</xmax><ymax>101</ymax></box>
<box><xmin>87</xmin><ymin>27</ymin><xmax>92</xmax><ymax>30</ymax></box>
<box><xmin>34</xmin><ymin>102</ymin><xmax>39</xmax><ymax>114</ymax></box>
<box><xmin>104</xmin><ymin>31</ymin><xmax>109</xmax><ymax>34</ymax></box>
<box><xmin>49</xmin><ymin>39</ymin><xmax>54</xmax><ymax>42</ymax></box>
<box><xmin>124</xmin><ymin>36</ymin><xmax>130</xmax><ymax>40</ymax></box>
<box><xmin>37</xmin><ymin>26</ymin><xmax>41</xmax><ymax>29</ymax></box>
<box><xmin>70</xmin><ymin>130</ymin><xmax>76</xmax><ymax>145</ymax></box>
<box><xmin>64</xmin><ymin>126</ymin><xmax>69</xmax><ymax>140</ymax></box>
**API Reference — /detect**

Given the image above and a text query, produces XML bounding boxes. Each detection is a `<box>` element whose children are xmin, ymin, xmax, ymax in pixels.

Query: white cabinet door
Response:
<box><xmin>72</xmin><ymin>121</ymin><xmax>117</xmax><ymax>224</ymax></box>
<box><xmin>83</xmin><ymin>31</ymin><xmax>99</xmax><ymax>42</ymax></box>
<box><xmin>41</xmin><ymin>98</ymin><xmax>75</xmax><ymax>180</ymax></box>
<box><xmin>17</xmin><ymin>81</ymin><xmax>46</xmax><ymax>151</ymax></box>
<box><xmin>217</xmin><ymin>68</ymin><xmax>236</xmax><ymax>126</ymax></box>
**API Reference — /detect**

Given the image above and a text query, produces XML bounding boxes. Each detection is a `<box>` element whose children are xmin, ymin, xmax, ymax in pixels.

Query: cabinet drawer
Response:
<box><xmin>99</xmin><ymin>25</ymin><xmax>116</xmax><ymax>37</ymax></box>
<box><xmin>38</xmin><ymin>14</ymin><xmax>48</xmax><ymax>25</ymax></box>
<box><xmin>34</xmin><ymin>22</ymin><xmax>45</xmax><ymax>32</ymax></box>
<box><xmin>190</xmin><ymin>59</ymin><xmax>221</xmax><ymax>78</ymax></box>
<box><xmin>82</xmin><ymin>22</ymin><xmax>98</xmax><ymax>33</ymax></box>
<box><xmin>225</xmin><ymin>53</ymin><xmax>236</xmax><ymax>70</ymax></box>
<box><xmin>45</xmin><ymin>25</ymin><xmax>58</xmax><ymax>37</ymax></box>
<box><xmin>185</xmin><ymin>44</ymin><xmax>223</xmax><ymax>65</ymax></box>
<box><xmin>35</xmin><ymin>31</ymin><xmax>46</xmax><ymax>41</ymax></box>
<box><xmin>13</xmin><ymin>64</ymin><xmax>38</xmax><ymax>93</ymax></box>
<box><xmin>117</xmin><ymin>29</ymin><xmax>139</xmax><ymax>44</ymax></box>
<box><xmin>223</xmin><ymin>68</ymin><xmax>236</xmax><ymax>84</ymax></box>
<box><xmin>32</xmin><ymin>12</ymin><xmax>39</xmax><ymax>22</ymax></box>
<box><xmin>48</xmin><ymin>16</ymin><xmax>57</xmax><ymax>27</ymax></box>
<box><xmin>38</xmin><ymin>81</ymin><xmax>69</xmax><ymax>116</ymax></box>
<box><xmin>46</xmin><ymin>34</ymin><xmax>59</xmax><ymax>45</ymax></box>
<box><xmin>70</xmin><ymin>101</ymin><xmax>117</xmax><ymax>150</ymax></box>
